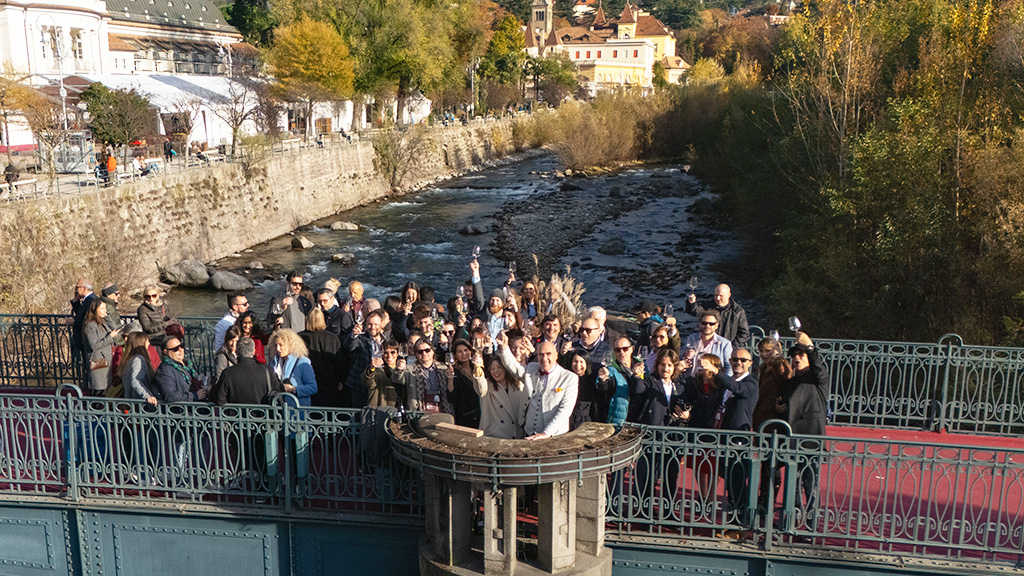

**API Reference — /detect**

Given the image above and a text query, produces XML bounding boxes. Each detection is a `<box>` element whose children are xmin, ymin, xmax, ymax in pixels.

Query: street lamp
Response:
<box><xmin>36</xmin><ymin>16</ymin><xmax>69</xmax><ymax>132</ymax></box>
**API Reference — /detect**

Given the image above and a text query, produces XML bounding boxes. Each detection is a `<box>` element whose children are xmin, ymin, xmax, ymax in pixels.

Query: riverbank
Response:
<box><xmin>0</xmin><ymin>119</ymin><xmax>522</xmax><ymax>315</ymax></box>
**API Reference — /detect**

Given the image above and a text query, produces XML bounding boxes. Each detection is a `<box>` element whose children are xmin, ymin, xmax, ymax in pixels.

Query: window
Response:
<box><xmin>575</xmin><ymin>51</ymin><xmax>580</xmax><ymax>58</ymax></box>
<box><xmin>633</xmin><ymin>50</ymin><xmax>638</xmax><ymax>57</ymax></box>
<box><xmin>613</xmin><ymin>50</ymin><xmax>618</xmax><ymax>57</ymax></box>
<box><xmin>535</xmin><ymin>11</ymin><xmax>544</xmax><ymax>21</ymax></box>
<box><xmin>597</xmin><ymin>50</ymin><xmax>601</xmax><ymax>58</ymax></box>
<box><xmin>71</xmin><ymin>30</ymin><xmax>84</xmax><ymax>60</ymax></box>
<box><xmin>586</xmin><ymin>51</ymin><xmax>590</xmax><ymax>58</ymax></box>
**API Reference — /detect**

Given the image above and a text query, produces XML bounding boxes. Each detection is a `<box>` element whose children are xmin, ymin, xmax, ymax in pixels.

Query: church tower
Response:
<box><xmin>531</xmin><ymin>0</ymin><xmax>554</xmax><ymax>47</ymax></box>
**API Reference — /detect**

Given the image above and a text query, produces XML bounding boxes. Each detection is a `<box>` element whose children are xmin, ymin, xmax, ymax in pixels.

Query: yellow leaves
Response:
<box><xmin>265</xmin><ymin>16</ymin><xmax>355</xmax><ymax>100</ymax></box>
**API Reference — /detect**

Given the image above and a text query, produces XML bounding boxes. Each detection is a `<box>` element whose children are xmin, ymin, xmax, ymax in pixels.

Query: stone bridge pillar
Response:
<box><xmin>388</xmin><ymin>414</ymin><xmax>642</xmax><ymax>576</ymax></box>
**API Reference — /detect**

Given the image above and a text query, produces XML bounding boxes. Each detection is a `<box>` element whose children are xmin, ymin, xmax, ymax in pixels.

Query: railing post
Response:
<box><xmin>59</xmin><ymin>383</ymin><xmax>83</xmax><ymax>501</ymax></box>
<box><xmin>937</xmin><ymin>334</ymin><xmax>962</xmax><ymax>433</ymax></box>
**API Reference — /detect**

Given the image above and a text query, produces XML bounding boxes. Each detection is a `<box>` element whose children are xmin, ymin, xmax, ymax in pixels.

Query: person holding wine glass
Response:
<box><xmin>403</xmin><ymin>338</ymin><xmax>451</xmax><ymax>414</ymax></box>
<box><xmin>474</xmin><ymin>355</ymin><xmax>528</xmax><ymax>439</ymax></box>
<box><xmin>444</xmin><ymin>339</ymin><xmax>482</xmax><ymax>428</ymax></box>
<box><xmin>683</xmin><ymin>310</ymin><xmax>734</xmax><ymax>377</ymax></box>
<box><xmin>266</xmin><ymin>271</ymin><xmax>313</xmax><ymax>332</ymax></box>
<box><xmin>342</xmin><ymin>310</ymin><xmax>388</xmax><ymax>407</ymax></box>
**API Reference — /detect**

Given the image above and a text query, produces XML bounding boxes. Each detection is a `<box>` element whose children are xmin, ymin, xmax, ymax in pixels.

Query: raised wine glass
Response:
<box><xmin>770</xmin><ymin>329</ymin><xmax>780</xmax><ymax>342</ymax></box>
<box><xmin>688</xmin><ymin>276</ymin><xmax>698</xmax><ymax>296</ymax></box>
<box><xmin>472</xmin><ymin>246</ymin><xmax>481</xmax><ymax>261</ymax></box>
<box><xmin>788</xmin><ymin>316</ymin><xmax>801</xmax><ymax>333</ymax></box>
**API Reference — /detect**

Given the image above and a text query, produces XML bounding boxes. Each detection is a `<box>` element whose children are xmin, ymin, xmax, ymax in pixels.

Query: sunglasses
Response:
<box><xmin>580</xmin><ymin>327</ymin><xmax>597</xmax><ymax>333</ymax></box>
<box><xmin>730</xmin><ymin>357</ymin><xmax>752</xmax><ymax>363</ymax></box>
<box><xmin>416</xmin><ymin>348</ymin><xmax>433</xmax><ymax>355</ymax></box>
<box><xmin>442</xmin><ymin>330</ymin><xmax>455</xmax><ymax>335</ymax></box>
<box><xmin>290</xmin><ymin>281</ymin><xmax>303</xmax><ymax>286</ymax></box>
<box><xmin>164</xmin><ymin>345</ymin><xmax>183</xmax><ymax>352</ymax></box>
<box><xmin>614</xmin><ymin>346</ymin><xmax>632</xmax><ymax>352</ymax></box>
<box><xmin>701</xmin><ymin>321</ymin><xmax>718</xmax><ymax>326</ymax></box>
<box><xmin>145</xmin><ymin>294</ymin><xmax>159</xmax><ymax>299</ymax></box>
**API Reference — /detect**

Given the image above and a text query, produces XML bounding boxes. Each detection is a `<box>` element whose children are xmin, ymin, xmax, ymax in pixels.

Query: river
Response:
<box><xmin>164</xmin><ymin>153</ymin><xmax>758</xmax><ymax>334</ymax></box>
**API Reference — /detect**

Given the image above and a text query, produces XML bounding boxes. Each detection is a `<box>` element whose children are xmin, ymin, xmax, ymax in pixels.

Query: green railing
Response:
<box><xmin>3</xmin><ymin>315</ymin><xmax>1024</xmax><ymax>434</ymax></box>
<box><xmin>605</xmin><ymin>423</ymin><xmax>1024</xmax><ymax>567</ymax></box>
<box><xmin>1</xmin><ymin>391</ymin><xmax>1021</xmax><ymax>569</ymax></box>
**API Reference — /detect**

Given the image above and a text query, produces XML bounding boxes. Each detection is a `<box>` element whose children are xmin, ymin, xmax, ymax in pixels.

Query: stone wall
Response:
<box><xmin>0</xmin><ymin>119</ymin><xmax>518</xmax><ymax>311</ymax></box>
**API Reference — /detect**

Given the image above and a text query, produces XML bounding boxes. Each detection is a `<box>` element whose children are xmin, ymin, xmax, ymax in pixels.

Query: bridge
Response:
<box><xmin>0</xmin><ymin>314</ymin><xmax>1022</xmax><ymax>575</ymax></box>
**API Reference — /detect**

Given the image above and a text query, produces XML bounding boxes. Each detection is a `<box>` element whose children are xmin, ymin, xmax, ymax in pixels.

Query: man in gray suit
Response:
<box><xmin>497</xmin><ymin>335</ymin><xmax>578</xmax><ymax>440</ymax></box>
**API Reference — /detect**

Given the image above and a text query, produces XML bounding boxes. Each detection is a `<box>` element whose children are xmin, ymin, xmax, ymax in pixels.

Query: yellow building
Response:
<box><xmin>525</xmin><ymin>0</ymin><xmax>689</xmax><ymax>93</ymax></box>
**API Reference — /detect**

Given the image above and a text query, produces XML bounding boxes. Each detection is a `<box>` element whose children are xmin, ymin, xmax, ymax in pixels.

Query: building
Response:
<box><xmin>525</xmin><ymin>0</ymin><xmax>689</xmax><ymax>94</ymax></box>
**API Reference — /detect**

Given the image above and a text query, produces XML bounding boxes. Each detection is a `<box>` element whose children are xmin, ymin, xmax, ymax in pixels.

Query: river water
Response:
<box><xmin>165</xmin><ymin>153</ymin><xmax>758</xmax><ymax>334</ymax></box>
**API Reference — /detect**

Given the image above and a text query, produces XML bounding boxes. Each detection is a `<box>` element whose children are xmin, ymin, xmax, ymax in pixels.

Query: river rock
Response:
<box><xmin>561</xmin><ymin>181</ymin><xmax>582</xmax><ymax>192</ymax></box>
<box><xmin>332</xmin><ymin>253</ymin><xmax>357</xmax><ymax>264</ymax></box>
<box><xmin>292</xmin><ymin>236</ymin><xmax>315</xmax><ymax>250</ymax></box>
<box><xmin>331</xmin><ymin>221</ymin><xmax>359</xmax><ymax>231</ymax></box>
<box><xmin>459</xmin><ymin>224</ymin><xmax>487</xmax><ymax>235</ymax></box>
<box><xmin>609</xmin><ymin>186</ymin><xmax>624</xmax><ymax>198</ymax></box>
<box><xmin>162</xmin><ymin>260</ymin><xmax>210</xmax><ymax>287</ymax></box>
<box><xmin>688</xmin><ymin>197</ymin><xmax>714</xmax><ymax>214</ymax></box>
<box><xmin>598</xmin><ymin>238</ymin><xmax>626</xmax><ymax>256</ymax></box>
<box><xmin>247</xmin><ymin>261</ymin><xmax>264</xmax><ymax>270</ymax></box>
<box><xmin>210</xmin><ymin>271</ymin><xmax>252</xmax><ymax>291</ymax></box>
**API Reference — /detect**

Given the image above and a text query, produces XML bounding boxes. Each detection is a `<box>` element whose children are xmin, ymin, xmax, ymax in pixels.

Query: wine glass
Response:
<box><xmin>472</xmin><ymin>246</ymin><xmax>481</xmax><ymax>260</ymax></box>
<box><xmin>446</xmin><ymin>352</ymin><xmax>456</xmax><ymax>365</ymax></box>
<box><xmin>509</xmin><ymin>261</ymin><xmax>517</xmax><ymax>273</ymax></box>
<box><xmin>272</xmin><ymin>303</ymin><xmax>284</xmax><ymax>316</ymax></box>
<box><xmin>788</xmin><ymin>316</ymin><xmax>801</xmax><ymax>333</ymax></box>
<box><xmin>688</xmin><ymin>276</ymin><xmax>698</xmax><ymax>295</ymax></box>
<box><xmin>770</xmin><ymin>329</ymin><xmax>780</xmax><ymax>342</ymax></box>
<box><xmin>355</xmin><ymin>308</ymin><xmax>364</xmax><ymax>325</ymax></box>
<box><xmin>457</xmin><ymin>285</ymin><xmax>466</xmax><ymax>299</ymax></box>
<box><xmin>664</xmin><ymin>303</ymin><xmax>674</xmax><ymax>318</ymax></box>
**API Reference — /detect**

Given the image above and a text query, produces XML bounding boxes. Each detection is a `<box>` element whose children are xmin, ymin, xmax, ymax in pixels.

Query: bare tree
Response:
<box><xmin>21</xmin><ymin>90</ymin><xmax>74</xmax><ymax>187</ymax></box>
<box><xmin>167</xmin><ymin>93</ymin><xmax>205</xmax><ymax>165</ymax></box>
<box><xmin>212</xmin><ymin>76</ymin><xmax>259</xmax><ymax>157</ymax></box>
<box><xmin>0</xmin><ymin>62</ymin><xmax>32</xmax><ymax>166</ymax></box>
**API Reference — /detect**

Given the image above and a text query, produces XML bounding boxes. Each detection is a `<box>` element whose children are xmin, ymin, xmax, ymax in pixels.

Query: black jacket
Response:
<box><xmin>212</xmin><ymin>357</ymin><xmax>283</xmax><ymax>405</ymax></box>
<box><xmin>720</xmin><ymin>371</ymin><xmax>759</xmax><ymax>431</ymax></box>
<box><xmin>324</xmin><ymin>306</ymin><xmax>353</xmax><ymax>339</ymax></box>
<box><xmin>629</xmin><ymin>375</ymin><xmax>686</xmax><ymax>426</ymax></box>
<box><xmin>685</xmin><ymin>298</ymin><xmax>750</xmax><ymax>349</ymax></box>
<box><xmin>782</xmin><ymin>348</ymin><xmax>828</xmax><ymax>435</ymax></box>
<box><xmin>300</xmin><ymin>329</ymin><xmax>345</xmax><ymax>405</ymax></box>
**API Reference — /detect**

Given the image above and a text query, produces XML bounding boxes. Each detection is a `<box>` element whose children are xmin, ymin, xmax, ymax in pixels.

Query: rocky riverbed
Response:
<box><xmin>165</xmin><ymin>153</ymin><xmax>761</xmax><ymax>330</ymax></box>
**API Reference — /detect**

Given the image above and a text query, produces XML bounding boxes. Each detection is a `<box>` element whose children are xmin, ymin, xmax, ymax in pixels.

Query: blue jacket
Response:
<box><xmin>605</xmin><ymin>366</ymin><xmax>630</xmax><ymax>426</ymax></box>
<box><xmin>271</xmin><ymin>355</ymin><xmax>317</xmax><ymax>406</ymax></box>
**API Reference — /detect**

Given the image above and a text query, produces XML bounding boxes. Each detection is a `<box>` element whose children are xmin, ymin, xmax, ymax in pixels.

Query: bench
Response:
<box><xmin>4</xmin><ymin>179</ymin><xmax>38</xmax><ymax>199</ymax></box>
<box><xmin>203</xmin><ymin>151</ymin><xmax>224</xmax><ymax>163</ymax></box>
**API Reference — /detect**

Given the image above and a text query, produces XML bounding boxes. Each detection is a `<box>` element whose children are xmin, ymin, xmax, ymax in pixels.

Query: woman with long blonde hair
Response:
<box><xmin>268</xmin><ymin>329</ymin><xmax>317</xmax><ymax>406</ymax></box>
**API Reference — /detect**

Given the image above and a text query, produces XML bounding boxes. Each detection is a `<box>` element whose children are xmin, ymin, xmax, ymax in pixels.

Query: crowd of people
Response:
<box><xmin>66</xmin><ymin>258</ymin><xmax>828</xmax><ymax>519</ymax></box>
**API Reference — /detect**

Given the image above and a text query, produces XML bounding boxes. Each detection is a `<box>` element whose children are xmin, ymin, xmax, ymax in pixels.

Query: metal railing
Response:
<box><xmin>1</xmin><ymin>392</ymin><xmax>1021</xmax><ymax>569</ymax></box>
<box><xmin>5</xmin><ymin>315</ymin><xmax>1024</xmax><ymax>435</ymax></box>
<box><xmin>605</xmin><ymin>423</ymin><xmax>1024</xmax><ymax>567</ymax></box>
<box><xmin>0</xmin><ymin>387</ymin><xmax>421</xmax><ymax>518</ymax></box>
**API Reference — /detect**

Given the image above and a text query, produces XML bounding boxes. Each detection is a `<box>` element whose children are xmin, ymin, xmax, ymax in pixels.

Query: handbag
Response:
<box><xmin>89</xmin><ymin>358</ymin><xmax>110</xmax><ymax>371</ymax></box>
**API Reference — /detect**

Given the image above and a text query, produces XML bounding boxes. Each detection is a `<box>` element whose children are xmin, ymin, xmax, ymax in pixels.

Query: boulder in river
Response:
<box><xmin>459</xmin><ymin>224</ymin><xmax>487</xmax><ymax>235</ymax></box>
<box><xmin>561</xmin><ymin>181</ymin><xmax>582</xmax><ymax>192</ymax></box>
<box><xmin>331</xmin><ymin>221</ymin><xmax>359</xmax><ymax>231</ymax></box>
<box><xmin>688</xmin><ymin>197</ymin><xmax>714</xmax><ymax>214</ymax></box>
<box><xmin>598</xmin><ymin>238</ymin><xmax>626</xmax><ymax>256</ymax></box>
<box><xmin>609</xmin><ymin>186</ymin><xmax>624</xmax><ymax>198</ymax></box>
<box><xmin>292</xmin><ymin>236</ymin><xmax>315</xmax><ymax>250</ymax></box>
<box><xmin>210</xmin><ymin>271</ymin><xmax>252</xmax><ymax>291</ymax></box>
<box><xmin>247</xmin><ymin>261</ymin><xmax>264</xmax><ymax>270</ymax></box>
<box><xmin>332</xmin><ymin>253</ymin><xmax>357</xmax><ymax>265</ymax></box>
<box><xmin>161</xmin><ymin>260</ymin><xmax>210</xmax><ymax>287</ymax></box>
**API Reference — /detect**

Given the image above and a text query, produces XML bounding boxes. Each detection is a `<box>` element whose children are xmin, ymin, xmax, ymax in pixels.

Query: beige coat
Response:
<box><xmin>498</xmin><ymin>345</ymin><xmax>578</xmax><ymax>437</ymax></box>
<box><xmin>474</xmin><ymin>374</ymin><xmax>529</xmax><ymax>439</ymax></box>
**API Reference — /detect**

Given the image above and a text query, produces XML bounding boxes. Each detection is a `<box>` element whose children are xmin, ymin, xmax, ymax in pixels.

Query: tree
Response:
<box><xmin>652</xmin><ymin>61</ymin><xmax>669</xmax><ymax>90</ymax></box>
<box><xmin>222</xmin><ymin>0</ymin><xmax>275</xmax><ymax>47</ymax></box>
<box><xmin>0</xmin><ymin>62</ymin><xmax>33</xmax><ymax>165</ymax></box>
<box><xmin>20</xmin><ymin>90</ymin><xmax>74</xmax><ymax>184</ymax></box>
<box><xmin>79</xmin><ymin>83</ymin><xmax>154</xmax><ymax>164</ymax></box>
<box><xmin>480</xmin><ymin>15</ymin><xmax>526</xmax><ymax>87</ymax></box>
<box><xmin>265</xmin><ymin>16</ymin><xmax>355</xmax><ymax>138</ymax></box>
<box><xmin>166</xmin><ymin>94</ymin><xmax>205</xmax><ymax>165</ymax></box>
<box><xmin>532</xmin><ymin>52</ymin><xmax>577</xmax><ymax>104</ymax></box>
<box><xmin>212</xmin><ymin>77</ymin><xmax>260</xmax><ymax>155</ymax></box>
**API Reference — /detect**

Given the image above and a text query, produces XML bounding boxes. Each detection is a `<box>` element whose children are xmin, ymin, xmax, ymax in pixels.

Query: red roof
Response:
<box><xmin>636</xmin><ymin>14</ymin><xmax>671</xmax><ymax>36</ymax></box>
<box><xmin>592</xmin><ymin>5</ymin><xmax>607</xmax><ymax>25</ymax></box>
<box><xmin>618</xmin><ymin>3</ymin><xmax>636</xmax><ymax>23</ymax></box>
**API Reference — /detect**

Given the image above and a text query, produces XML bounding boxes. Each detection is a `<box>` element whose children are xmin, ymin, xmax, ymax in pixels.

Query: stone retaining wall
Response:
<box><xmin>0</xmin><ymin>119</ymin><xmax>518</xmax><ymax>310</ymax></box>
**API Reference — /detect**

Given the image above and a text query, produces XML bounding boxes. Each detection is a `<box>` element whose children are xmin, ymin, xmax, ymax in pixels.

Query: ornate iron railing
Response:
<box><xmin>0</xmin><ymin>387</ymin><xmax>422</xmax><ymax>518</ymax></box>
<box><xmin>605</xmin><ymin>423</ymin><xmax>1024</xmax><ymax>567</ymax></box>
<box><xmin>1</xmin><ymin>392</ymin><xmax>1022</xmax><ymax>568</ymax></box>
<box><xmin>3</xmin><ymin>315</ymin><xmax>1024</xmax><ymax>434</ymax></box>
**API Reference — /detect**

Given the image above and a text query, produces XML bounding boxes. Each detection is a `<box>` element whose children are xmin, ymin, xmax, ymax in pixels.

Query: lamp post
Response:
<box><xmin>37</xmin><ymin>16</ymin><xmax>69</xmax><ymax>132</ymax></box>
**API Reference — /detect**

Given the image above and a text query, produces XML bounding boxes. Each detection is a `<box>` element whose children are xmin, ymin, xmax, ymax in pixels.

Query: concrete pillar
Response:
<box><xmin>576</xmin><ymin>474</ymin><xmax>606</xmax><ymax>556</ymax></box>
<box><xmin>537</xmin><ymin>480</ymin><xmax>576</xmax><ymax>572</ymax></box>
<box><xmin>432</xmin><ymin>477</ymin><xmax>473</xmax><ymax>565</ymax></box>
<box><xmin>483</xmin><ymin>487</ymin><xmax>517</xmax><ymax>575</ymax></box>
